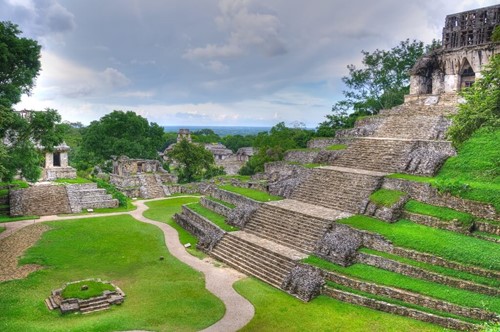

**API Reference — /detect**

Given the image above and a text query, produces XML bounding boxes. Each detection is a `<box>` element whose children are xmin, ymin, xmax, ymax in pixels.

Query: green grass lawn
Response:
<box><xmin>0</xmin><ymin>214</ymin><xmax>224</xmax><ymax>332</ymax></box>
<box><xmin>187</xmin><ymin>203</ymin><xmax>239</xmax><ymax>232</ymax></box>
<box><xmin>326</xmin><ymin>144</ymin><xmax>347</xmax><ymax>151</ymax></box>
<box><xmin>143</xmin><ymin>197</ymin><xmax>204</xmax><ymax>258</ymax></box>
<box><xmin>61</xmin><ymin>280</ymin><xmax>115</xmax><ymax>300</ymax></box>
<box><xmin>404</xmin><ymin>200</ymin><xmax>474</xmax><ymax>226</ymax></box>
<box><xmin>305</xmin><ymin>256</ymin><xmax>500</xmax><ymax>314</ymax></box>
<box><xmin>337</xmin><ymin>216</ymin><xmax>500</xmax><ymax>270</ymax></box>
<box><xmin>219</xmin><ymin>185</ymin><xmax>282</xmax><ymax>202</ymax></box>
<box><xmin>53</xmin><ymin>177</ymin><xmax>93</xmax><ymax>184</ymax></box>
<box><xmin>234</xmin><ymin>278</ymin><xmax>443</xmax><ymax>332</ymax></box>
<box><xmin>369</xmin><ymin>189</ymin><xmax>406</xmax><ymax>207</ymax></box>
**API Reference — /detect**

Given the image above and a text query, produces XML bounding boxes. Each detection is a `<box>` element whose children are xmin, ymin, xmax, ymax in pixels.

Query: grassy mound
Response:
<box><xmin>61</xmin><ymin>280</ymin><xmax>115</xmax><ymax>300</ymax></box>
<box><xmin>218</xmin><ymin>185</ymin><xmax>282</xmax><ymax>202</ymax></box>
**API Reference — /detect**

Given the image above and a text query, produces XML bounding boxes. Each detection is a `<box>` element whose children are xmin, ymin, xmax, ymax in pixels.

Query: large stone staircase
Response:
<box><xmin>211</xmin><ymin>232</ymin><xmax>305</xmax><ymax>288</ymax></box>
<box><xmin>66</xmin><ymin>184</ymin><xmax>118</xmax><ymax>213</ymax></box>
<box><xmin>138</xmin><ymin>174</ymin><xmax>167</xmax><ymax>199</ymax></box>
<box><xmin>290</xmin><ymin>166</ymin><xmax>384</xmax><ymax>213</ymax></box>
<box><xmin>175</xmin><ymin>93</ymin><xmax>499</xmax><ymax>329</ymax></box>
<box><xmin>243</xmin><ymin>200</ymin><xmax>350</xmax><ymax>253</ymax></box>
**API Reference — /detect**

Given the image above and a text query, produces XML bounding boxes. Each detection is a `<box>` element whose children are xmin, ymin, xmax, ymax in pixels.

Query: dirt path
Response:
<box><xmin>0</xmin><ymin>197</ymin><xmax>255</xmax><ymax>332</ymax></box>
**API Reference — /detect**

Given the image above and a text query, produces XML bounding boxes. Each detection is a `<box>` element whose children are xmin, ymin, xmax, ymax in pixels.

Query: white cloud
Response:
<box><xmin>101</xmin><ymin>68</ymin><xmax>131</xmax><ymax>88</ymax></box>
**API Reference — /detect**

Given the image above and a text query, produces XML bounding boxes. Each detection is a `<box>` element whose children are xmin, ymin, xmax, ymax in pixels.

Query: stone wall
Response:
<box><xmin>265</xmin><ymin>162</ymin><xmax>312</xmax><ymax>198</ymax></box>
<box><xmin>363</xmin><ymin>195</ymin><xmax>408</xmax><ymax>222</ymax></box>
<box><xmin>382</xmin><ymin>178</ymin><xmax>498</xmax><ymax>221</ymax></box>
<box><xmin>200</xmin><ymin>197</ymin><xmax>232</xmax><ymax>217</ymax></box>
<box><xmin>356</xmin><ymin>253</ymin><xmax>499</xmax><ymax>297</ymax></box>
<box><xmin>284</xmin><ymin>150</ymin><xmax>319</xmax><ymax>164</ymax></box>
<box><xmin>389</xmin><ymin>246</ymin><xmax>500</xmax><ymax>279</ymax></box>
<box><xmin>314</xmin><ymin>223</ymin><xmax>392</xmax><ymax>266</ymax></box>
<box><xmin>324</xmin><ymin>270</ymin><xmax>497</xmax><ymax>322</ymax></box>
<box><xmin>401</xmin><ymin>211</ymin><xmax>472</xmax><ymax>233</ymax></box>
<box><xmin>66</xmin><ymin>183</ymin><xmax>118</xmax><ymax>213</ymax></box>
<box><xmin>173</xmin><ymin>205</ymin><xmax>225</xmax><ymax>252</ymax></box>
<box><xmin>10</xmin><ymin>185</ymin><xmax>72</xmax><ymax>216</ymax></box>
<box><xmin>210</xmin><ymin>188</ymin><xmax>261</xmax><ymax>228</ymax></box>
<box><xmin>281</xmin><ymin>263</ymin><xmax>325</xmax><ymax>302</ymax></box>
<box><xmin>403</xmin><ymin>140</ymin><xmax>456</xmax><ymax>176</ymax></box>
<box><xmin>334</xmin><ymin>116</ymin><xmax>385</xmax><ymax>140</ymax></box>
<box><xmin>323</xmin><ymin>288</ymin><xmax>478</xmax><ymax>331</ymax></box>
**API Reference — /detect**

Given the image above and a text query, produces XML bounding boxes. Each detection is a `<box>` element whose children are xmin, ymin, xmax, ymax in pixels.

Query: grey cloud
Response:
<box><xmin>175</xmin><ymin>112</ymin><xmax>210</xmax><ymax>120</ymax></box>
<box><xmin>101</xmin><ymin>68</ymin><xmax>131</xmax><ymax>88</ymax></box>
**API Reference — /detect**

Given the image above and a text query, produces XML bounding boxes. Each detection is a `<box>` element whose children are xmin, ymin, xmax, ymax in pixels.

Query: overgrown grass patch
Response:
<box><xmin>206</xmin><ymin>196</ymin><xmax>236</xmax><ymax>209</ymax></box>
<box><xmin>0</xmin><ymin>215</ymin><xmax>39</xmax><ymax>223</ymax></box>
<box><xmin>234</xmin><ymin>278</ymin><xmax>442</xmax><ymax>332</ymax></box>
<box><xmin>337</xmin><ymin>215</ymin><xmax>500</xmax><ymax>270</ymax></box>
<box><xmin>326</xmin><ymin>144</ymin><xmax>347</xmax><ymax>151</ymax></box>
<box><xmin>359</xmin><ymin>248</ymin><xmax>500</xmax><ymax>288</ymax></box>
<box><xmin>0</xmin><ymin>179</ymin><xmax>29</xmax><ymax>189</ymax></box>
<box><xmin>404</xmin><ymin>200</ymin><xmax>474</xmax><ymax>226</ymax></box>
<box><xmin>219</xmin><ymin>185</ymin><xmax>282</xmax><ymax>202</ymax></box>
<box><xmin>188</xmin><ymin>203</ymin><xmax>239</xmax><ymax>232</ymax></box>
<box><xmin>0</xmin><ymin>214</ymin><xmax>224</xmax><ymax>331</ymax></box>
<box><xmin>53</xmin><ymin>177</ymin><xmax>93</xmax><ymax>184</ymax></box>
<box><xmin>369</xmin><ymin>189</ymin><xmax>406</xmax><ymax>207</ymax></box>
<box><xmin>304</xmin><ymin>256</ymin><xmax>500</xmax><ymax>314</ymax></box>
<box><xmin>61</xmin><ymin>280</ymin><xmax>115</xmax><ymax>300</ymax></box>
<box><xmin>386</xmin><ymin>173</ymin><xmax>435</xmax><ymax>183</ymax></box>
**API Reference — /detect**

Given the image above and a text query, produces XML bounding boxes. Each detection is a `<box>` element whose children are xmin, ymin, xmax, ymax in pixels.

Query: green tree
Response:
<box><xmin>221</xmin><ymin>134</ymin><xmax>256</xmax><ymax>152</ymax></box>
<box><xmin>0</xmin><ymin>22</ymin><xmax>64</xmax><ymax>182</ymax></box>
<box><xmin>1</xmin><ymin>109</ymin><xmax>65</xmax><ymax>182</ymax></box>
<box><xmin>239</xmin><ymin>122</ymin><xmax>314</xmax><ymax>175</ymax></box>
<box><xmin>318</xmin><ymin>39</ymin><xmax>438</xmax><ymax>136</ymax></box>
<box><xmin>191</xmin><ymin>129</ymin><xmax>221</xmax><ymax>144</ymax></box>
<box><xmin>492</xmin><ymin>26</ymin><xmax>500</xmax><ymax>43</ymax></box>
<box><xmin>447</xmin><ymin>54</ymin><xmax>500</xmax><ymax>146</ymax></box>
<box><xmin>75</xmin><ymin>111</ymin><xmax>165</xmax><ymax>170</ymax></box>
<box><xmin>167</xmin><ymin>139</ymin><xmax>224</xmax><ymax>183</ymax></box>
<box><xmin>0</xmin><ymin>22</ymin><xmax>41</xmax><ymax>107</ymax></box>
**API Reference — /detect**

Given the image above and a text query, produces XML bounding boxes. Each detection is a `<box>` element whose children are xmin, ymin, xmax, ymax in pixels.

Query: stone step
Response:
<box><xmin>290</xmin><ymin>167</ymin><xmax>383</xmax><ymax>213</ymax></box>
<box><xmin>373</xmin><ymin>114</ymin><xmax>450</xmax><ymax>140</ymax></box>
<box><xmin>81</xmin><ymin>302</ymin><xmax>110</xmax><ymax>314</ymax></box>
<box><xmin>211</xmin><ymin>233</ymin><xmax>300</xmax><ymax>288</ymax></box>
<box><xmin>323</xmin><ymin>287</ymin><xmax>477</xmax><ymax>331</ymax></box>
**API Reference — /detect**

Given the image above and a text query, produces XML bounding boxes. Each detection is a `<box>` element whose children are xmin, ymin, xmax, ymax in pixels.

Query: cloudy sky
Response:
<box><xmin>1</xmin><ymin>0</ymin><xmax>498</xmax><ymax>128</ymax></box>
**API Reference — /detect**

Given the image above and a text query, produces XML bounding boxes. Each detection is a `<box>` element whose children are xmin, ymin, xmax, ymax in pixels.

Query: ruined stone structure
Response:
<box><xmin>172</xmin><ymin>6</ymin><xmax>499</xmax><ymax>331</ymax></box>
<box><xmin>41</xmin><ymin>142</ymin><xmax>77</xmax><ymax>181</ymax></box>
<box><xmin>9</xmin><ymin>183</ymin><xmax>118</xmax><ymax>216</ymax></box>
<box><xmin>410</xmin><ymin>5</ymin><xmax>500</xmax><ymax>96</ymax></box>
<box><xmin>109</xmin><ymin>156</ymin><xmax>176</xmax><ymax>198</ymax></box>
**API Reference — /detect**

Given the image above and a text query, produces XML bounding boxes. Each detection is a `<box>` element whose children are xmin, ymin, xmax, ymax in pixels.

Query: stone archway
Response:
<box><xmin>459</xmin><ymin>58</ymin><xmax>475</xmax><ymax>89</ymax></box>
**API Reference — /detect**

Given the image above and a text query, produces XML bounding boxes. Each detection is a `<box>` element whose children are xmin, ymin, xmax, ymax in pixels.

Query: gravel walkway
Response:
<box><xmin>0</xmin><ymin>197</ymin><xmax>255</xmax><ymax>332</ymax></box>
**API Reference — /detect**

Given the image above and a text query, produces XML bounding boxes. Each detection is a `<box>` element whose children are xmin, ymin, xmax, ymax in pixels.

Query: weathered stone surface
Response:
<box><xmin>282</xmin><ymin>263</ymin><xmax>325</xmax><ymax>302</ymax></box>
<box><xmin>357</xmin><ymin>252</ymin><xmax>499</xmax><ymax>296</ymax></box>
<box><xmin>284</xmin><ymin>150</ymin><xmax>319</xmax><ymax>164</ymax></box>
<box><xmin>312</xmin><ymin>150</ymin><xmax>344</xmax><ymax>164</ymax></box>
<box><xmin>200</xmin><ymin>197</ymin><xmax>232</xmax><ymax>217</ymax></box>
<box><xmin>324</xmin><ymin>270</ymin><xmax>498</xmax><ymax>322</ymax></box>
<box><xmin>173</xmin><ymin>206</ymin><xmax>225</xmax><ymax>252</ymax></box>
<box><xmin>363</xmin><ymin>195</ymin><xmax>408</xmax><ymax>223</ymax></box>
<box><xmin>403</xmin><ymin>140</ymin><xmax>456</xmax><ymax>176</ymax></box>
<box><xmin>66</xmin><ymin>183</ymin><xmax>118</xmax><ymax>213</ymax></box>
<box><xmin>227</xmin><ymin>205</ymin><xmax>259</xmax><ymax>228</ymax></box>
<box><xmin>323</xmin><ymin>287</ymin><xmax>479</xmax><ymax>331</ymax></box>
<box><xmin>314</xmin><ymin>223</ymin><xmax>363</xmax><ymax>266</ymax></box>
<box><xmin>382</xmin><ymin>177</ymin><xmax>498</xmax><ymax>221</ymax></box>
<box><xmin>10</xmin><ymin>185</ymin><xmax>71</xmax><ymax>216</ymax></box>
<box><xmin>265</xmin><ymin>162</ymin><xmax>312</xmax><ymax>198</ymax></box>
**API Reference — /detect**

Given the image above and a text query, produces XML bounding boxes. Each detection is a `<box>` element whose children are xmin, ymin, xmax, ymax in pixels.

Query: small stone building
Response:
<box><xmin>205</xmin><ymin>143</ymin><xmax>233</xmax><ymax>161</ymax></box>
<box><xmin>409</xmin><ymin>5</ymin><xmax>500</xmax><ymax>96</ymax></box>
<box><xmin>110</xmin><ymin>156</ymin><xmax>176</xmax><ymax>198</ymax></box>
<box><xmin>41</xmin><ymin>142</ymin><xmax>77</xmax><ymax>181</ymax></box>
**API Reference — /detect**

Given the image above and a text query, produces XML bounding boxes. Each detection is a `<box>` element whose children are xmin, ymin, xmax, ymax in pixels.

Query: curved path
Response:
<box><xmin>0</xmin><ymin>197</ymin><xmax>255</xmax><ymax>332</ymax></box>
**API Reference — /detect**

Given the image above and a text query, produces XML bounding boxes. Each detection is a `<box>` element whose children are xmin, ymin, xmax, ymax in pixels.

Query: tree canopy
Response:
<box><xmin>75</xmin><ymin>111</ymin><xmax>165</xmax><ymax>170</ymax></box>
<box><xmin>0</xmin><ymin>22</ymin><xmax>64</xmax><ymax>182</ymax></box>
<box><xmin>167</xmin><ymin>139</ymin><xmax>224</xmax><ymax>183</ymax></box>
<box><xmin>0</xmin><ymin>22</ymin><xmax>41</xmax><ymax>108</ymax></box>
<box><xmin>239</xmin><ymin>122</ymin><xmax>314</xmax><ymax>175</ymax></box>
<box><xmin>447</xmin><ymin>54</ymin><xmax>500</xmax><ymax>146</ymax></box>
<box><xmin>317</xmin><ymin>39</ymin><xmax>439</xmax><ymax>136</ymax></box>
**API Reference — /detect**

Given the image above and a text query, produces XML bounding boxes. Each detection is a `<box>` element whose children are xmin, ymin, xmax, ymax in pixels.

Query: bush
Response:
<box><xmin>94</xmin><ymin>178</ymin><xmax>128</xmax><ymax>207</ymax></box>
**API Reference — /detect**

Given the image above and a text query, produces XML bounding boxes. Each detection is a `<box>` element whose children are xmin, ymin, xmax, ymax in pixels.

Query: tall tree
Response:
<box><xmin>0</xmin><ymin>21</ymin><xmax>41</xmax><ymax>108</ymax></box>
<box><xmin>317</xmin><ymin>39</ymin><xmax>439</xmax><ymax>136</ymax></box>
<box><xmin>75</xmin><ymin>110</ymin><xmax>165</xmax><ymax>170</ymax></box>
<box><xmin>167</xmin><ymin>139</ymin><xmax>224</xmax><ymax>183</ymax></box>
<box><xmin>0</xmin><ymin>22</ymin><xmax>63</xmax><ymax>182</ymax></box>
